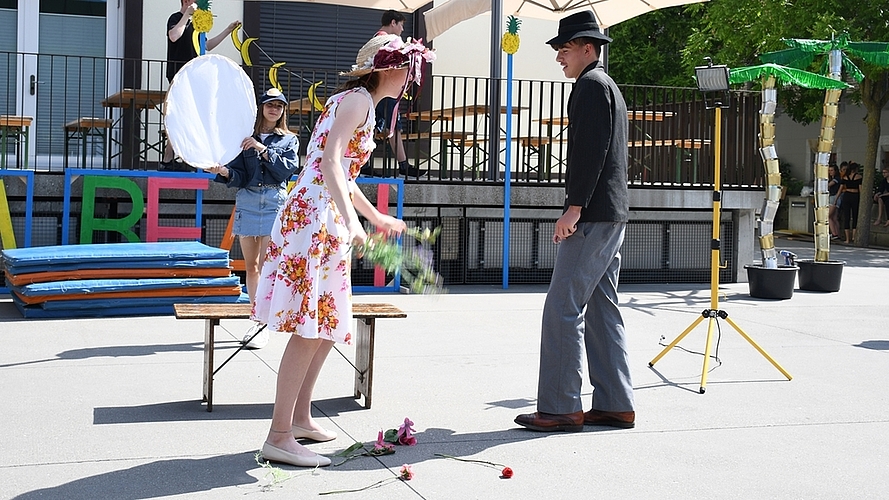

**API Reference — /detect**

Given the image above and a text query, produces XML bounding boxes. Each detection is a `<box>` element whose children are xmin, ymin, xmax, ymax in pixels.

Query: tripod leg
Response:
<box><xmin>699</xmin><ymin>317</ymin><xmax>718</xmax><ymax>393</ymax></box>
<box><xmin>724</xmin><ymin>317</ymin><xmax>793</xmax><ymax>381</ymax></box>
<box><xmin>649</xmin><ymin>315</ymin><xmax>705</xmax><ymax>367</ymax></box>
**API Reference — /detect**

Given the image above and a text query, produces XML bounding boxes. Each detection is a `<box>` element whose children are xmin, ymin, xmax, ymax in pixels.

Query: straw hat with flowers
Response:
<box><xmin>342</xmin><ymin>34</ymin><xmax>436</xmax><ymax>83</ymax></box>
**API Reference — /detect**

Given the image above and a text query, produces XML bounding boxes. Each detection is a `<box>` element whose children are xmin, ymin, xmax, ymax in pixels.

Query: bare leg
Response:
<box><xmin>162</xmin><ymin>141</ymin><xmax>175</xmax><ymax>163</ymax></box>
<box><xmin>265</xmin><ymin>335</ymin><xmax>327</xmax><ymax>458</ymax></box>
<box><xmin>239</xmin><ymin>235</ymin><xmax>270</xmax><ymax>303</ymax></box>
<box><xmin>874</xmin><ymin>198</ymin><xmax>885</xmax><ymax>225</ymax></box>
<box><xmin>292</xmin><ymin>339</ymin><xmax>334</xmax><ymax>430</ymax></box>
<box><xmin>829</xmin><ymin>205</ymin><xmax>839</xmax><ymax>237</ymax></box>
<box><xmin>388</xmin><ymin>132</ymin><xmax>407</xmax><ymax>163</ymax></box>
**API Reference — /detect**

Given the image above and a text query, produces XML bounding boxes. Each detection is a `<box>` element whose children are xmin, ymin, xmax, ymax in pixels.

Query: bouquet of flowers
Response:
<box><xmin>354</xmin><ymin>226</ymin><xmax>445</xmax><ymax>294</ymax></box>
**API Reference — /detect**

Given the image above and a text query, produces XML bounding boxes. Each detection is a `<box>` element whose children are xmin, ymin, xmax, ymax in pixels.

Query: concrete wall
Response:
<box><xmin>400</xmin><ymin>183</ymin><xmax>760</xmax><ymax>281</ymax></box>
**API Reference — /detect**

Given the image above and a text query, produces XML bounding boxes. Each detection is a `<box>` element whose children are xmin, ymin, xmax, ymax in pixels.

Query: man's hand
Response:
<box><xmin>182</xmin><ymin>3</ymin><xmax>197</xmax><ymax>16</ymax></box>
<box><xmin>553</xmin><ymin>206</ymin><xmax>581</xmax><ymax>243</ymax></box>
<box><xmin>226</xmin><ymin>21</ymin><xmax>242</xmax><ymax>34</ymax></box>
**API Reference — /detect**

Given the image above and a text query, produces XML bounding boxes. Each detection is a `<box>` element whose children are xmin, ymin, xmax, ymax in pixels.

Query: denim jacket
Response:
<box><xmin>215</xmin><ymin>132</ymin><xmax>299</xmax><ymax>189</ymax></box>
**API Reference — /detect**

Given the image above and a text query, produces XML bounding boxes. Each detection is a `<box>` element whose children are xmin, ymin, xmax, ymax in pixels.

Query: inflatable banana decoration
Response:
<box><xmin>308</xmin><ymin>81</ymin><xmax>324</xmax><ymax>111</ymax></box>
<box><xmin>240</xmin><ymin>37</ymin><xmax>258</xmax><ymax>66</ymax></box>
<box><xmin>192</xmin><ymin>30</ymin><xmax>201</xmax><ymax>56</ymax></box>
<box><xmin>230</xmin><ymin>24</ymin><xmax>242</xmax><ymax>51</ymax></box>
<box><xmin>269</xmin><ymin>62</ymin><xmax>286</xmax><ymax>91</ymax></box>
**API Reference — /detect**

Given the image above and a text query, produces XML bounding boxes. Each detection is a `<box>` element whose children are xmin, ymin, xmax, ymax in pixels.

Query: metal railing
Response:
<box><xmin>1</xmin><ymin>51</ymin><xmax>763</xmax><ymax>189</ymax></box>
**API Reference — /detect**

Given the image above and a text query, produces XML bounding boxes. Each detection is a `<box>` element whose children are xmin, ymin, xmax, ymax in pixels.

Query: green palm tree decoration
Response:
<box><xmin>729</xmin><ymin>64</ymin><xmax>849</xmax><ymax>268</ymax></box>
<box><xmin>760</xmin><ymin>33</ymin><xmax>889</xmax><ymax>260</ymax></box>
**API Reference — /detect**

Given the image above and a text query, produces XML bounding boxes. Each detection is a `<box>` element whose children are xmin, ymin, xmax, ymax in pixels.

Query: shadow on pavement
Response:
<box><xmin>93</xmin><ymin>401</ymin><xmax>274</xmax><ymax>424</ymax></box>
<box><xmin>10</xmin><ymin>452</ymin><xmax>259</xmax><ymax>500</ymax></box>
<box><xmin>0</xmin><ymin>343</ymin><xmax>205</xmax><ymax>368</ymax></box>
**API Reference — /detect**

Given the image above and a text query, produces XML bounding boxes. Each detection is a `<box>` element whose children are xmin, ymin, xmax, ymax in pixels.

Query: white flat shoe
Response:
<box><xmin>292</xmin><ymin>424</ymin><xmax>337</xmax><ymax>442</ymax></box>
<box><xmin>242</xmin><ymin>323</ymin><xmax>269</xmax><ymax>349</ymax></box>
<box><xmin>261</xmin><ymin>442</ymin><xmax>331</xmax><ymax>467</ymax></box>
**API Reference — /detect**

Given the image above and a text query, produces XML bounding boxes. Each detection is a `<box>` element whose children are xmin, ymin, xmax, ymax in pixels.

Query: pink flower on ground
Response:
<box><xmin>374</xmin><ymin>430</ymin><xmax>395</xmax><ymax>453</ymax></box>
<box><xmin>399</xmin><ymin>464</ymin><xmax>414</xmax><ymax>480</ymax></box>
<box><xmin>396</xmin><ymin>417</ymin><xmax>417</xmax><ymax>446</ymax></box>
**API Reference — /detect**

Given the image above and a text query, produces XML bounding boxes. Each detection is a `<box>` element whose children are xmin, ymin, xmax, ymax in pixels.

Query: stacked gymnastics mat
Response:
<box><xmin>1</xmin><ymin>241</ymin><xmax>248</xmax><ymax>319</ymax></box>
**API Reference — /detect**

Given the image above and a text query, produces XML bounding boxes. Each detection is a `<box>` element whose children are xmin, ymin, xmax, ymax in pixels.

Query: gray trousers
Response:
<box><xmin>537</xmin><ymin>221</ymin><xmax>635</xmax><ymax>414</ymax></box>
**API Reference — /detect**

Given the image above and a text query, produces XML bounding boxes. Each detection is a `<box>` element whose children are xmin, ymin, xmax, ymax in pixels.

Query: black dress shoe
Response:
<box><xmin>583</xmin><ymin>409</ymin><xmax>635</xmax><ymax>428</ymax></box>
<box><xmin>514</xmin><ymin>411</ymin><xmax>584</xmax><ymax>432</ymax></box>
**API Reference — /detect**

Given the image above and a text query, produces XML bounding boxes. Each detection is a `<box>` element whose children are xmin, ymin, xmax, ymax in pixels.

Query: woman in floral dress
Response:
<box><xmin>254</xmin><ymin>34</ymin><xmax>435</xmax><ymax>468</ymax></box>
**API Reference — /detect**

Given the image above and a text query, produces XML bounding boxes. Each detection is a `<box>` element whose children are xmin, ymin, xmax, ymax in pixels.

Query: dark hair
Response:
<box><xmin>381</xmin><ymin>10</ymin><xmax>405</xmax><ymax>27</ymax></box>
<box><xmin>552</xmin><ymin>37</ymin><xmax>602</xmax><ymax>57</ymax></box>
<box><xmin>336</xmin><ymin>72</ymin><xmax>382</xmax><ymax>94</ymax></box>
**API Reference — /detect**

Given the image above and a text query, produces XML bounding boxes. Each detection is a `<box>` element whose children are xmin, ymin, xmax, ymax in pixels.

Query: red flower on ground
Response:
<box><xmin>396</xmin><ymin>417</ymin><xmax>417</xmax><ymax>446</ymax></box>
<box><xmin>501</xmin><ymin>467</ymin><xmax>514</xmax><ymax>479</ymax></box>
<box><xmin>399</xmin><ymin>464</ymin><xmax>414</xmax><ymax>480</ymax></box>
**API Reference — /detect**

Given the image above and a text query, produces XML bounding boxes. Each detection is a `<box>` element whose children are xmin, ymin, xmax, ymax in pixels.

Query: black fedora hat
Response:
<box><xmin>546</xmin><ymin>10</ymin><xmax>612</xmax><ymax>46</ymax></box>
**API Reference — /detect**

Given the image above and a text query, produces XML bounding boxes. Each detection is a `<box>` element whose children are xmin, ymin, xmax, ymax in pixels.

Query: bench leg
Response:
<box><xmin>353</xmin><ymin>318</ymin><xmax>376</xmax><ymax>409</ymax></box>
<box><xmin>203</xmin><ymin>318</ymin><xmax>218</xmax><ymax>412</ymax></box>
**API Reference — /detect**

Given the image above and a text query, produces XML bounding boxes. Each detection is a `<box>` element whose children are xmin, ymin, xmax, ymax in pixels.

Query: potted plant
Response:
<box><xmin>760</xmin><ymin>33</ymin><xmax>889</xmax><ymax>291</ymax></box>
<box><xmin>728</xmin><ymin>64</ymin><xmax>849</xmax><ymax>299</ymax></box>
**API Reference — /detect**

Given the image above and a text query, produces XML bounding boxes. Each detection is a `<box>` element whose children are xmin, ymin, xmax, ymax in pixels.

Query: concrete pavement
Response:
<box><xmin>1</xmin><ymin>236</ymin><xmax>888</xmax><ymax>499</ymax></box>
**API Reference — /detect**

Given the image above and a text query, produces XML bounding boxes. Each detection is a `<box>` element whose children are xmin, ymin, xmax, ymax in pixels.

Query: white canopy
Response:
<box><xmin>242</xmin><ymin>0</ymin><xmax>710</xmax><ymax>40</ymax></box>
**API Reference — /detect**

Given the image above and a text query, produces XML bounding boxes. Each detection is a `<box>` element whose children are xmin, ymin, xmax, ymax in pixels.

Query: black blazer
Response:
<box><xmin>564</xmin><ymin>61</ymin><xmax>629</xmax><ymax>223</ymax></box>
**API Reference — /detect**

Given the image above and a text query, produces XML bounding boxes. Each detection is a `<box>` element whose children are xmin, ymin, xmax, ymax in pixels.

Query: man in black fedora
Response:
<box><xmin>515</xmin><ymin>10</ymin><xmax>635</xmax><ymax>433</ymax></box>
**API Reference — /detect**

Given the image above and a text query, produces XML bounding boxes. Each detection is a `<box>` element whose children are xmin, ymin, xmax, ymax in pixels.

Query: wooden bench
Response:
<box><xmin>64</xmin><ymin>117</ymin><xmax>113</xmax><ymax>169</ymax></box>
<box><xmin>0</xmin><ymin>115</ymin><xmax>33</xmax><ymax>169</ymax></box>
<box><xmin>173</xmin><ymin>302</ymin><xmax>407</xmax><ymax>411</ymax></box>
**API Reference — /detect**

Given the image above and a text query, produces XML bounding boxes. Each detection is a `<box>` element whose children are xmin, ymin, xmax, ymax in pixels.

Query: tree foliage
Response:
<box><xmin>610</xmin><ymin>0</ymin><xmax>889</xmax><ymax>245</ymax></box>
<box><xmin>608</xmin><ymin>6</ymin><xmax>700</xmax><ymax>88</ymax></box>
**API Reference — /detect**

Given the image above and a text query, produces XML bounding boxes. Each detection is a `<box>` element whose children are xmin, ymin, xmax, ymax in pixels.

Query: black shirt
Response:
<box><xmin>166</xmin><ymin>12</ymin><xmax>196</xmax><ymax>83</ymax></box>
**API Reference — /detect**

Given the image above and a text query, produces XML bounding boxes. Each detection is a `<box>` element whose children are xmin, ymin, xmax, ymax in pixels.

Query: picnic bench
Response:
<box><xmin>173</xmin><ymin>302</ymin><xmax>407</xmax><ymax>411</ymax></box>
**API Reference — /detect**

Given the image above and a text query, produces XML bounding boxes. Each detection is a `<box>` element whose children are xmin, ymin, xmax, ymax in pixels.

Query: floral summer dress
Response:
<box><xmin>251</xmin><ymin>87</ymin><xmax>376</xmax><ymax>345</ymax></box>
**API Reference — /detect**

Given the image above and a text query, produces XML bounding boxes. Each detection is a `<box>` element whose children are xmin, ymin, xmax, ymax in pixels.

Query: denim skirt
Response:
<box><xmin>233</xmin><ymin>186</ymin><xmax>286</xmax><ymax>237</ymax></box>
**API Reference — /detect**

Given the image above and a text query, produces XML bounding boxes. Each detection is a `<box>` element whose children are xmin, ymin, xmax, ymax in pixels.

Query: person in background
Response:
<box><xmin>828</xmin><ymin>163</ymin><xmax>841</xmax><ymax>240</ymax></box>
<box><xmin>872</xmin><ymin>166</ymin><xmax>889</xmax><ymax>227</ymax></box>
<box><xmin>253</xmin><ymin>34</ymin><xmax>433</xmax><ymax>467</ymax></box>
<box><xmin>839</xmin><ymin>161</ymin><xmax>863</xmax><ymax>244</ymax></box>
<box><xmin>162</xmin><ymin>0</ymin><xmax>240</xmax><ymax>171</ymax></box>
<box><xmin>368</xmin><ymin>9</ymin><xmax>426</xmax><ymax>178</ymax></box>
<box><xmin>514</xmin><ymin>11</ymin><xmax>635</xmax><ymax>433</ymax></box>
<box><xmin>207</xmin><ymin>88</ymin><xmax>299</xmax><ymax>349</ymax></box>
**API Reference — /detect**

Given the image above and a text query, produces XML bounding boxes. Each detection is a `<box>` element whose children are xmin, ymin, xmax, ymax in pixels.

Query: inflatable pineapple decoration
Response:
<box><xmin>501</xmin><ymin>15</ymin><xmax>521</xmax><ymax>55</ymax></box>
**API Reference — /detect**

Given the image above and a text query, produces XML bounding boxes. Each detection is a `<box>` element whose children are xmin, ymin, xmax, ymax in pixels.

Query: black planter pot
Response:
<box><xmin>745</xmin><ymin>264</ymin><xmax>798</xmax><ymax>300</ymax></box>
<box><xmin>797</xmin><ymin>259</ymin><xmax>845</xmax><ymax>292</ymax></box>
